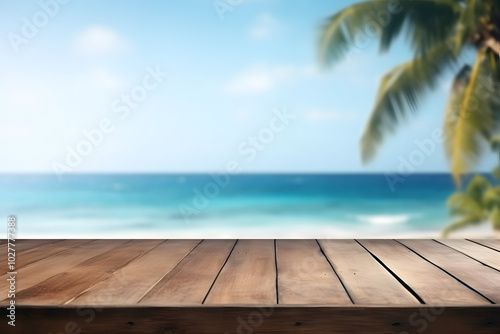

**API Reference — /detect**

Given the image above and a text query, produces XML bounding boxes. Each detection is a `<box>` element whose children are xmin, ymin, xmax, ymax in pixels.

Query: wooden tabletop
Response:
<box><xmin>1</xmin><ymin>239</ymin><xmax>500</xmax><ymax>333</ymax></box>
<box><xmin>2</xmin><ymin>238</ymin><xmax>500</xmax><ymax>306</ymax></box>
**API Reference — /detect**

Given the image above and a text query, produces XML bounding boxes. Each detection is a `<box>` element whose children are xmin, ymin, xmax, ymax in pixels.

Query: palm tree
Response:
<box><xmin>444</xmin><ymin>174</ymin><xmax>500</xmax><ymax>237</ymax></box>
<box><xmin>443</xmin><ymin>136</ymin><xmax>500</xmax><ymax>237</ymax></box>
<box><xmin>318</xmin><ymin>0</ymin><xmax>500</xmax><ymax>185</ymax></box>
<box><xmin>491</xmin><ymin>135</ymin><xmax>500</xmax><ymax>178</ymax></box>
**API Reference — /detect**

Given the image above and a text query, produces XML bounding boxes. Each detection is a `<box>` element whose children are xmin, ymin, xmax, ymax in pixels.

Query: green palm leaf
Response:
<box><xmin>360</xmin><ymin>41</ymin><xmax>457</xmax><ymax>162</ymax></box>
<box><xmin>492</xmin><ymin>167</ymin><xmax>500</xmax><ymax>179</ymax></box>
<box><xmin>453</xmin><ymin>0</ymin><xmax>487</xmax><ymax>54</ymax></box>
<box><xmin>443</xmin><ymin>49</ymin><xmax>497</xmax><ymax>184</ymax></box>
<box><xmin>484</xmin><ymin>186</ymin><xmax>500</xmax><ymax>210</ymax></box>
<box><xmin>491</xmin><ymin>206</ymin><xmax>500</xmax><ymax>231</ymax></box>
<box><xmin>318</xmin><ymin>0</ymin><xmax>461</xmax><ymax>67</ymax></box>
<box><xmin>490</xmin><ymin>135</ymin><xmax>500</xmax><ymax>151</ymax></box>
<box><xmin>406</xmin><ymin>1</ymin><xmax>462</xmax><ymax>55</ymax></box>
<box><xmin>319</xmin><ymin>0</ymin><xmax>500</xmax><ymax>238</ymax></box>
<box><xmin>465</xmin><ymin>174</ymin><xmax>491</xmax><ymax>202</ymax></box>
<box><xmin>446</xmin><ymin>192</ymin><xmax>484</xmax><ymax>216</ymax></box>
<box><xmin>442</xmin><ymin>215</ymin><xmax>483</xmax><ymax>238</ymax></box>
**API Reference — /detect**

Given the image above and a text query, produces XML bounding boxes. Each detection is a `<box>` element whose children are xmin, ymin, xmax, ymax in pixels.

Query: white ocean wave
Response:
<box><xmin>356</xmin><ymin>214</ymin><xmax>410</xmax><ymax>225</ymax></box>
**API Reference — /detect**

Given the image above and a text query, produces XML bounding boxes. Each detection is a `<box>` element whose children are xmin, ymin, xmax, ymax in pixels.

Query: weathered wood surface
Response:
<box><xmin>358</xmin><ymin>239</ymin><xmax>489</xmax><ymax>305</ymax></box>
<box><xmin>1</xmin><ymin>239</ymin><xmax>499</xmax><ymax>333</ymax></box>
<box><xmin>437</xmin><ymin>239</ymin><xmax>500</xmax><ymax>271</ymax></box>
<box><xmin>71</xmin><ymin>239</ymin><xmax>201</xmax><ymax>305</ymax></box>
<box><xmin>276</xmin><ymin>239</ymin><xmax>351</xmax><ymax>304</ymax></box>
<box><xmin>399</xmin><ymin>239</ymin><xmax>500</xmax><ymax>303</ymax></box>
<box><xmin>138</xmin><ymin>239</ymin><xmax>236</xmax><ymax>305</ymax></box>
<box><xmin>470</xmin><ymin>239</ymin><xmax>500</xmax><ymax>252</ymax></box>
<box><xmin>205</xmin><ymin>239</ymin><xmax>276</xmax><ymax>304</ymax></box>
<box><xmin>5</xmin><ymin>306</ymin><xmax>500</xmax><ymax>334</ymax></box>
<box><xmin>319</xmin><ymin>239</ymin><xmax>419</xmax><ymax>305</ymax></box>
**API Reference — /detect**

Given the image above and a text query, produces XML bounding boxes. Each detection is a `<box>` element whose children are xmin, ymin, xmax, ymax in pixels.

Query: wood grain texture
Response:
<box><xmin>1</xmin><ymin>239</ymin><xmax>61</xmax><ymax>254</ymax></box>
<box><xmin>276</xmin><ymin>239</ymin><xmax>351</xmax><ymax>305</ymax></box>
<box><xmin>205</xmin><ymin>239</ymin><xmax>276</xmax><ymax>304</ymax></box>
<box><xmin>6</xmin><ymin>239</ymin><xmax>93</xmax><ymax>273</ymax></box>
<box><xmin>16</xmin><ymin>239</ymin><xmax>63</xmax><ymax>252</ymax></box>
<box><xmin>139</xmin><ymin>239</ymin><xmax>236</xmax><ymax>305</ymax></box>
<box><xmin>2</xmin><ymin>239</ymin><xmax>63</xmax><ymax>273</ymax></box>
<box><xmin>399</xmin><ymin>239</ymin><xmax>500</xmax><ymax>303</ymax></box>
<box><xmin>437</xmin><ymin>239</ymin><xmax>500</xmax><ymax>271</ymax></box>
<box><xmin>70</xmin><ymin>240</ymin><xmax>201</xmax><ymax>305</ymax></box>
<box><xmin>0</xmin><ymin>239</ymin><xmax>129</xmax><ymax>300</ymax></box>
<box><xmin>13</xmin><ymin>240</ymin><xmax>163</xmax><ymax>305</ymax></box>
<box><xmin>4</xmin><ymin>306</ymin><xmax>500</xmax><ymax>334</ymax></box>
<box><xmin>358</xmin><ymin>239</ymin><xmax>489</xmax><ymax>305</ymax></box>
<box><xmin>470</xmin><ymin>239</ymin><xmax>500</xmax><ymax>252</ymax></box>
<box><xmin>318</xmin><ymin>239</ymin><xmax>419</xmax><ymax>305</ymax></box>
<box><xmin>1</xmin><ymin>238</ymin><xmax>499</xmax><ymax>317</ymax></box>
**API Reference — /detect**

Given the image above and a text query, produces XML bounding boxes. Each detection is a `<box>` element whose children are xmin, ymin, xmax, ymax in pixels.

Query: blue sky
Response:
<box><xmin>0</xmin><ymin>0</ymin><xmax>496</xmax><ymax>174</ymax></box>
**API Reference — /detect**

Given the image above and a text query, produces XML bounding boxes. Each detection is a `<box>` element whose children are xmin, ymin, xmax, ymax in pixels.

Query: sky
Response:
<box><xmin>0</xmin><ymin>0</ymin><xmax>497</xmax><ymax>174</ymax></box>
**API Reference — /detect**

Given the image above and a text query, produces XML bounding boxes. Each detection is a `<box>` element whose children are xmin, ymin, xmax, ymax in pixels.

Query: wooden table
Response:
<box><xmin>1</xmin><ymin>239</ymin><xmax>499</xmax><ymax>333</ymax></box>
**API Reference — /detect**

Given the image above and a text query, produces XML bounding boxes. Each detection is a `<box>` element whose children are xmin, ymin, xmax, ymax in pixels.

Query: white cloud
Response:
<box><xmin>82</xmin><ymin>67</ymin><xmax>127</xmax><ymax>92</ymax></box>
<box><xmin>224</xmin><ymin>64</ymin><xmax>294</xmax><ymax>94</ymax></box>
<box><xmin>2</xmin><ymin>73</ymin><xmax>55</xmax><ymax>110</ymax></box>
<box><xmin>0</xmin><ymin>67</ymin><xmax>132</xmax><ymax>172</ymax></box>
<box><xmin>234</xmin><ymin>108</ymin><xmax>252</xmax><ymax>122</ymax></box>
<box><xmin>304</xmin><ymin>109</ymin><xmax>359</xmax><ymax>122</ymax></box>
<box><xmin>224</xmin><ymin>64</ymin><xmax>318</xmax><ymax>94</ymax></box>
<box><xmin>250</xmin><ymin>13</ymin><xmax>283</xmax><ymax>40</ymax></box>
<box><xmin>74</xmin><ymin>26</ymin><xmax>130</xmax><ymax>56</ymax></box>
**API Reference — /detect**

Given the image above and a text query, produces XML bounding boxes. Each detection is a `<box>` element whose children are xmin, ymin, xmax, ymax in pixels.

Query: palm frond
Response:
<box><xmin>465</xmin><ymin>174</ymin><xmax>492</xmax><ymax>202</ymax></box>
<box><xmin>492</xmin><ymin>166</ymin><xmax>500</xmax><ymax>179</ymax></box>
<box><xmin>488</xmin><ymin>52</ymin><xmax>500</xmax><ymax>81</ymax></box>
<box><xmin>318</xmin><ymin>0</ymin><xmax>461</xmax><ymax>67</ymax></box>
<box><xmin>446</xmin><ymin>192</ymin><xmax>484</xmax><ymax>216</ymax></box>
<box><xmin>443</xmin><ymin>64</ymin><xmax>471</xmax><ymax>147</ymax></box>
<box><xmin>442</xmin><ymin>215</ymin><xmax>483</xmax><ymax>238</ymax></box>
<box><xmin>443</xmin><ymin>49</ymin><xmax>497</xmax><ymax>185</ymax></box>
<box><xmin>491</xmin><ymin>206</ymin><xmax>500</xmax><ymax>230</ymax></box>
<box><xmin>491</xmin><ymin>135</ymin><xmax>500</xmax><ymax>151</ymax></box>
<box><xmin>360</xmin><ymin>41</ymin><xmax>457</xmax><ymax>162</ymax></box>
<box><xmin>406</xmin><ymin>0</ymin><xmax>462</xmax><ymax>55</ymax></box>
<box><xmin>484</xmin><ymin>186</ymin><xmax>500</xmax><ymax>210</ymax></box>
<box><xmin>453</xmin><ymin>0</ymin><xmax>487</xmax><ymax>54</ymax></box>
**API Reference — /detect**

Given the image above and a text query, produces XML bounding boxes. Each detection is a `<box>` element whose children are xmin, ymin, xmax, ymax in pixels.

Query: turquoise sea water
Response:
<box><xmin>0</xmin><ymin>173</ymin><xmax>469</xmax><ymax>238</ymax></box>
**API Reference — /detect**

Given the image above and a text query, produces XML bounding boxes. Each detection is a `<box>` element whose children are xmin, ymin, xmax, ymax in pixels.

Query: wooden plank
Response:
<box><xmin>0</xmin><ymin>239</ymin><xmax>129</xmax><ymax>300</ymax></box>
<box><xmin>1</xmin><ymin>239</ymin><xmax>63</xmax><ymax>271</ymax></box>
<box><xmin>1</xmin><ymin>239</ymin><xmax>61</xmax><ymax>254</ymax></box>
<box><xmin>276</xmin><ymin>239</ymin><xmax>351</xmax><ymax>305</ymax></box>
<box><xmin>399</xmin><ymin>240</ymin><xmax>500</xmax><ymax>303</ymax></box>
<box><xmin>139</xmin><ymin>240</ymin><xmax>236</xmax><ymax>305</ymax></box>
<box><xmin>70</xmin><ymin>240</ymin><xmax>201</xmax><ymax>305</ymax></box>
<box><xmin>318</xmin><ymin>239</ymin><xmax>419</xmax><ymax>305</ymax></box>
<box><xmin>470</xmin><ymin>239</ymin><xmax>500</xmax><ymax>252</ymax></box>
<box><xmin>204</xmin><ymin>239</ymin><xmax>276</xmax><ymax>304</ymax></box>
<box><xmin>3</xmin><ymin>239</ymin><xmax>93</xmax><ymax>274</ymax></box>
<box><xmin>437</xmin><ymin>239</ymin><xmax>500</xmax><ymax>271</ymax></box>
<box><xmin>5</xmin><ymin>306</ymin><xmax>500</xmax><ymax>334</ymax></box>
<box><xmin>18</xmin><ymin>239</ymin><xmax>64</xmax><ymax>251</ymax></box>
<box><xmin>358</xmin><ymin>240</ymin><xmax>489</xmax><ymax>305</ymax></box>
<box><xmin>13</xmin><ymin>240</ymin><xmax>164</xmax><ymax>305</ymax></box>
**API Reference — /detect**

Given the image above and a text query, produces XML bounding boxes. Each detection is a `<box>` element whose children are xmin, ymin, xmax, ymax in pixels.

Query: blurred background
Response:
<box><xmin>1</xmin><ymin>0</ymin><xmax>497</xmax><ymax>238</ymax></box>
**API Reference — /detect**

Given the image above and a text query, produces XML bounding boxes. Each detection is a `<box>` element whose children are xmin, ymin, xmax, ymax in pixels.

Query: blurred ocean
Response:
<box><xmin>0</xmin><ymin>174</ymin><xmax>472</xmax><ymax>238</ymax></box>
